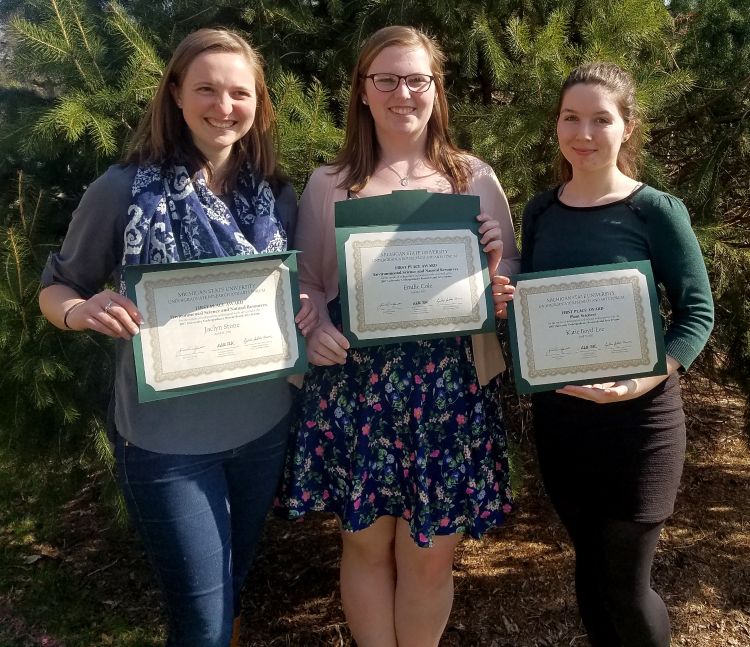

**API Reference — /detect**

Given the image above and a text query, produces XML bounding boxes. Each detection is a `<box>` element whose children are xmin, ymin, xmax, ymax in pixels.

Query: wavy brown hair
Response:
<box><xmin>125</xmin><ymin>28</ymin><xmax>279</xmax><ymax>192</ymax></box>
<box><xmin>555</xmin><ymin>62</ymin><xmax>643</xmax><ymax>183</ymax></box>
<box><xmin>333</xmin><ymin>25</ymin><xmax>471</xmax><ymax>194</ymax></box>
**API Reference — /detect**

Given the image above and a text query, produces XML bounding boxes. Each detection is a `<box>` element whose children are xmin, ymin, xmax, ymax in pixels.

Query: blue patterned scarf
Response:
<box><xmin>120</xmin><ymin>163</ymin><xmax>286</xmax><ymax>292</ymax></box>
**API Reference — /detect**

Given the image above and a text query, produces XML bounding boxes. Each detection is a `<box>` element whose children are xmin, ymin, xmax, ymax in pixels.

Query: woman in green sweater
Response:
<box><xmin>494</xmin><ymin>63</ymin><xmax>713</xmax><ymax>646</ymax></box>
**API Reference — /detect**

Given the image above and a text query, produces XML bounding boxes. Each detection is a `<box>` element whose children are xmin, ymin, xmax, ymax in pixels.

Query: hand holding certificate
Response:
<box><xmin>506</xmin><ymin>262</ymin><xmax>667</xmax><ymax>394</ymax></box>
<box><xmin>335</xmin><ymin>190</ymin><xmax>495</xmax><ymax>347</ymax></box>
<box><xmin>124</xmin><ymin>253</ymin><xmax>307</xmax><ymax>402</ymax></box>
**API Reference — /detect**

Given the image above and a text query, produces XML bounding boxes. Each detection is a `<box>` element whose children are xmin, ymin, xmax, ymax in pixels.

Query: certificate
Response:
<box><xmin>335</xmin><ymin>191</ymin><xmax>495</xmax><ymax>346</ymax></box>
<box><xmin>123</xmin><ymin>253</ymin><xmax>306</xmax><ymax>402</ymax></box>
<box><xmin>507</xmin><ymin>261</ymin><xmax>666</xmax><ymax>394</ymax></box>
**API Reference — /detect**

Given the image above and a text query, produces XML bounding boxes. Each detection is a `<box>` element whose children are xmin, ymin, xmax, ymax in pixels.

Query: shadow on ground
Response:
<box><xmin>241</xmin><ymin>381</ymin><xmax>750</xmax><ymax>646</ymax></box>
<box><xmin>2</xmin><ymin>380</ymin><xmax>747</xmax><ymax>647</ymax></box>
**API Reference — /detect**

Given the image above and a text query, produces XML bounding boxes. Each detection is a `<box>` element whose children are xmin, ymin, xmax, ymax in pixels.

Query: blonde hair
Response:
<box><xmin>555</xmin><ymin>62</ymin><xmax>643</xmax><ymax>182</ymax></box>
<box><xmin>333</xmin><ymin>25</ymin><xmax>471</xmax><ymax>193</ymax></box>
<box><xmin>126</xmin><ymin>28</ymin><xmax>279</xmax><ymax>191</ymax></box>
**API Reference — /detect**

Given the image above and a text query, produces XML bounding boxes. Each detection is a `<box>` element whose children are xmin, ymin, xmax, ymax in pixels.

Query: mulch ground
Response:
<box><xmin>239</xmin><ymin>378</ymin><xmax>750</xmax><ymax>647</ymax></box>
<box><xmin>4</xmin><ymin>377</ymin><xmax>749</xmax><ymax>646</ymax></box>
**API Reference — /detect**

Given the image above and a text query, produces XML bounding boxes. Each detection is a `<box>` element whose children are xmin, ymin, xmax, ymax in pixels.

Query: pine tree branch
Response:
<box><xmin>16</xmin><ymin>171</ymin><xmax>25</xmax><ymax>233</ymax></box>
<box><xmin>49</xmin><ymin>0</ymin><xmax>89</xmax><ymax>84</ymax></box>
<box><xmin>107</xmin><ymin>2</ymin><xmax>163</xmax><ymax>75</ymax></box>
<box><xmin>68</xmin><ymin>0</ymin><xmax>106</xmax><ymax>86</ymax></box>
<box><xmin>4</xmin><ymin>228</ymin><xmax>29</xmax><ymax>333</ymax></box>
<box><xmin>10</xmin><ymin>19</ymin><xmax>68</xmax><ymax>59</ymax></box>
<box><xmin>650</xmin><ymin>74</ymin><xmax>750</xmax><ymax>144</ymax></box>
<box><xmin>86</xmin><ymin>112</ymin><xmax>117</xmax><ymax>155</ymax></box>
<box><xmin>473</xmin><ymin>11</ymin><xmax>509</xmax><ymax>88</ymax></box>
<box><xmin>31</xmin><ymin>190</ymin><xmax>43</xmax><ymax>243</ymax></box>
<box><xmin>713</xmin><ymin>109</ymin><xmax>750</xmax><ymax>125</ymax></box>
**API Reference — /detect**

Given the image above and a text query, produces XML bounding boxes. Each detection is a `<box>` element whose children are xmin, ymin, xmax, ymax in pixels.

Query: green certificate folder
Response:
<box><xmin>123</xmin><ymin>252</ymin><xmax>306</xmax><ymax>403</ymax></box>
<box><xmin>335</xmin><ymin>190</ymin><xmax>495</xmax><ymax>348</ymax></box>
<box><xmin>507</xmin><ymin>260</ymin><xmax>667</xmax><ymax>394</ymax></box>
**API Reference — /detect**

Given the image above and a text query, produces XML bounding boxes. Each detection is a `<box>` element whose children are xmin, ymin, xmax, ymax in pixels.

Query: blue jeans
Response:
<box><xmin>115</xmin><ymin>414</ymin><xmax>290</xmax><ymax>647</ymax></box>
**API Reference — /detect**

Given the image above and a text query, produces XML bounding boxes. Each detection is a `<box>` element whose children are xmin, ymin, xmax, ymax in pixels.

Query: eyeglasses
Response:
<box><xmin>361</xmin><ymin>73</ymin><xmax>435</xmax><ymax>93</ymax></box>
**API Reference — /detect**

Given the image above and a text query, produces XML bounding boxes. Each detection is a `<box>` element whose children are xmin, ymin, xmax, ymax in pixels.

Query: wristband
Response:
<box><xmin>63</xmin><ymin>300</ymin><xmax>85</xmax><ymax>329</ymax></box>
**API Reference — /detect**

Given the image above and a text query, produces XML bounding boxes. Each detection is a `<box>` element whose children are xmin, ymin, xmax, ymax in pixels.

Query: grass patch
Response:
<box><xmin>0</xmin><ymin>447</ymin><xmax>164</xmax><ymax>647</ymax></box>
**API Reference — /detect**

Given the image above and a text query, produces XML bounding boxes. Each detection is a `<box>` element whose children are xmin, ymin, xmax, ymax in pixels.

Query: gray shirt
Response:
<box><xmin>42</xmin><ymin>164</ymin><xmax>296</xmax><ymax>454</ymax></box>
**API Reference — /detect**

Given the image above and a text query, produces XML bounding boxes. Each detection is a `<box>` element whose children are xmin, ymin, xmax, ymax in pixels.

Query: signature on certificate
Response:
<box><xmin>176</xmin><ymin>345</ymin><xmax>205</xmax><ymax>357</ymax></box>
<box><xmin>243</xmin><ymin>335</ymin><xmax>272</xmax><ymax>345</ymax></box>
<box><xmin>545</xmin><ymin>345</ymin><xmax>571</xmax><ymax>358</ymax></box>
<box><xmin>377</xmin><ymin>301</ymin><xmax>403</xmax><ymax>312</ymax></box>
<box><xmin>604</xmin><ymin>339</ymin><xmax>632</xmax><ymax>353</ymax></box>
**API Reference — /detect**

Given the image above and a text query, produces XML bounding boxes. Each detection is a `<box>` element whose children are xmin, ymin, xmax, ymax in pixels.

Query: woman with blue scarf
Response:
<box><xmin>38</xmin><ymin>28</ymin><xmax>315</xmax><ymax>647</ymax></box>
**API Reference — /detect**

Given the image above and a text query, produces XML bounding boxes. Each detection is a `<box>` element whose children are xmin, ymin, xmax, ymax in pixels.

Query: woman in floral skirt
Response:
<box><xmin>278</xmin><ymin>26</ymin><xmax>519</xmax><ymax>647</ymax></box>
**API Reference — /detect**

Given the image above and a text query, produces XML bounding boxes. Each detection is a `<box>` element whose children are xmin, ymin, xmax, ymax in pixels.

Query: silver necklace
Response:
<box><xmin>385</xmin><ymin>163</ymin><xmax>412</xmax><ymax>187</ymax></box>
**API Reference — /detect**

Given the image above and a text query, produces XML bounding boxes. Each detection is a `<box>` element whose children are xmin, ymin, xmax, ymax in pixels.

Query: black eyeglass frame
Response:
<box><xmin>361</xmin><ymin>73</ymin><xmax>435</xmax><ymax>93</ymax></box>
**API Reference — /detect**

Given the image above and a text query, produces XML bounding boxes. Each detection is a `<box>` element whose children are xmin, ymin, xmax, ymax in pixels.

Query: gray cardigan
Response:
<box><xmin>42</xmin><ymin>164</ymin><xmax>297</xmax><ymax>454</ymax></box>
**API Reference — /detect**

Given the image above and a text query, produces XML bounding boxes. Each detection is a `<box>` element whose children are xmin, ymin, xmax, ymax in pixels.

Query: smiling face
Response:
<box><xmin>171</xmin><ymin>50</ymin><xmax>257</xmax><ymax>169</ymax></box>
<box><xmin>556</xmin><ymin>82</ymin><xmax>634</xmax><ymax>178</ymax></box>
<box><xmin>362</xmin><ymin>45</ymin><xmax>436</xmax><ymax>149</ymax></box>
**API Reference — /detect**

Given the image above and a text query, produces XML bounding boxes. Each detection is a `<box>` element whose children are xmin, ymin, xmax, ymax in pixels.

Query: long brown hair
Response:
<box><xmin>125</xmin><ymin>28</ymin><xmax>279</xmax><ymax>192</ymax></box>
<box><xmin>555</xmin><ymin>62</ymin><xmax>643</xmax><ymax>183</ymax></box>
<box><xmin>333</xmin><ymin>25</ymin><xmax>471</xmax><ymax>193</ymax></box>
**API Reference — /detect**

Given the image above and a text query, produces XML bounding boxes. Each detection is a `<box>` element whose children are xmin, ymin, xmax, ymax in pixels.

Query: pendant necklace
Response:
<box><xmin>386</xmin><ymin>163</ymin><xmax>412</xmax><ymax>187</ymax></box>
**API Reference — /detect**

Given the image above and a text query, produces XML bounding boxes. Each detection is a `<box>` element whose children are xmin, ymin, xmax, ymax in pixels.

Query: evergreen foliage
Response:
<box><xmin>273</xmin><ymin>72</ymin><xmax>344</xmax><ymax>193</ymax></box>
<box><xmin>0</xmin><ymin>0</ymin><xmax>748</xmax><ymax>454</ymax></box>
<box><xmin>454</xmin><ymin>0</ymin><xmax>692</xmax><ymax>207</ymax></box>
<box><xmin>0</xmin><ymin>171</ymin><xmax>112</xmax><ymax>453</ymax></box>
<box><xmin>8</xmin><ymin>0</ymin><xmax>162</xmax><ymax>161</ymax></box>
<box><xmin>656</xmin><ymin>0</ymin><xmax>750</xmax><ymax>414</ymax></box>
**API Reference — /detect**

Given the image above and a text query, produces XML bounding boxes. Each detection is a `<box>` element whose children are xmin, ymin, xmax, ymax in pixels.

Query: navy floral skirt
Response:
<box><xmin>278</xmin><ymin>304</ymin><xmax>513</xmax><ymax>547</ymax></box>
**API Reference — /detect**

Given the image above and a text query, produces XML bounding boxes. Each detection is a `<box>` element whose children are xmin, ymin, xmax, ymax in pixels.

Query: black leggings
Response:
<box><xmin>532</xmin><ymin>380</ymin><xmax>684</xmax><ymax>646</ymax></box>
<box><xmin>556</xmin><ymin>507</ymin><xmax>670</xmax><ymax>647</ymax></box>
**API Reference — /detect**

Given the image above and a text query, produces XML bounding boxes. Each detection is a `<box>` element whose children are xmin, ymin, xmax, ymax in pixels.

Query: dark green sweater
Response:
<box><xmin>520</xmin><ymin>185</ymin><xmax>714</xmax><ymax>370</ymax></box>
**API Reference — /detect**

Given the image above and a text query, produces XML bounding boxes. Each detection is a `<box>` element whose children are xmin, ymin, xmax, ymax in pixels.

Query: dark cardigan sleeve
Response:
<box><xmin>41</xmin><ymin>164</ymin><xmax>136</xmax><ymax>297</ymax></box>
<box><xmin>641</xmin><ymin>190</ymin><xmax>714</xmax><ymax>370</ymax></box>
